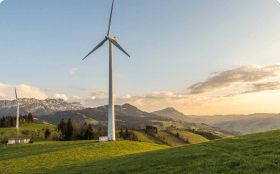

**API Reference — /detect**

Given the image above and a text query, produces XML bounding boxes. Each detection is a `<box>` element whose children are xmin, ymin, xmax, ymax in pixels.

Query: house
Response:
<box><xmin>99</xmin><ymin>136</ymin><xmax>108</xmax><ymax>142</ymax></box>
<box><xmin>7</xmin><ymin>137</ymin><xmax>31</xmax><ymax>145</ymax></box>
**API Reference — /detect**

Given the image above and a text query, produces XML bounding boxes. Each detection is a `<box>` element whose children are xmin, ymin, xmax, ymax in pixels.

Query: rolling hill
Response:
<box><xmin>1</xmin><ymin>127</ymin><xmax>280</xmax><ymax>173</ymax></box>
<box><xmin>37</xmin><ymin>103</ymin><xmax>240</xmax><ymax>138</ymax></box>
<box><xmin>152</xmin><ymin>107</ymin><xmax>280</xmax><ymax>135</ymax></box>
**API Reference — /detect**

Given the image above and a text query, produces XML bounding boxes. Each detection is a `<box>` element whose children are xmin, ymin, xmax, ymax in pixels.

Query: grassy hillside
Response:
<box><xmin>43</xmin><ymin>129</ymin><xmax>280</xmax><ymax>173</ymax></box>
<box><xmin>157</xmin><ymin>131</ymin><xmax>188</xmax><ymax>147</ymax></box>
<box><xmin>169</xmin><ymin>130</ymin><xmax>210</xmax><ymax>144</ymax></box>
<box><xmin>132</xmin><ymin>130</ymin><xmax>164</xmax><ymax>145</ymax></box>
<box><xmin>0</xmin><ymin>140</ymin><xmax>169</xmax><ymax>174</ymax></box>
<box><xmin>1</xmin><ymin>129</ymin><xmax>280</xmax><ymax>173</ymax></box>
<box><xmin>0</xmin><ymin>124</ymin><xmax>56</xmax><ymax>140</ymax></box>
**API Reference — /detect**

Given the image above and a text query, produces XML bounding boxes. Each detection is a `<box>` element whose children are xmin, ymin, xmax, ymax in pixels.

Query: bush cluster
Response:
<box><xmin>117</xmin><ymin>127</ymin><xmax>138</xmax><ymax>141</ymax></box>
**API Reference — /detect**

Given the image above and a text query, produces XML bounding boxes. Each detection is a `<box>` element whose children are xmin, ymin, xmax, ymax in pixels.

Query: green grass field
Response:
<box><xmin>1</xmin><ymin>124</ymin><xmax>280</xmax><ymax>173</ymax></box>
<box><xmin>0</xmin><ymin>140</ymin><xmax>169</xmax><ymax>174</ymax></box>
<box><xmin>0</xmin><ymin>124</ymin><xmax>56</xmax><ymax>140</ymax></box>
<box><xmin>169</xmin><ymin>130</ymin><xmax>210</xmax><ymax>144</ymax></box>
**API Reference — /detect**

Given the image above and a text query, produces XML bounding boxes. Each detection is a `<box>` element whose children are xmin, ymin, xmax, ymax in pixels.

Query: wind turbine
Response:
<box><xmin>15</xmin><ymin>87</ymin><xmax>20</xmax><ymax>129</ymax></box>
<box><xmin>82</xmin><ymin>0</ymin><xmax>130</xmax><ymax>141</ymax></box>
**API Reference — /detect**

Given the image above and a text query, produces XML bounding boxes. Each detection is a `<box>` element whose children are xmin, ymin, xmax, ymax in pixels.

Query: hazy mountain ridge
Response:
<box><xmin>37</xmin><ymin>103</ymin><xmax>239</xmax><ymax>138</ymax></box>
<box><xmin>152</xmin><ymin>107</ymin><xmax>280</xmax><ymax>135</ymax></box>
<box><xmin>0</xmin><ymin>98</ymin><xmax>84</xmax><ymax>116</ymax></box>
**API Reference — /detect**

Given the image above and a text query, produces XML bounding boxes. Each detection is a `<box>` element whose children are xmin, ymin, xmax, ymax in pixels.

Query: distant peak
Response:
<box><xmin>163</xmin><ymin>107</ymin><xmax>175</xmax><ymax>111</ymax></box>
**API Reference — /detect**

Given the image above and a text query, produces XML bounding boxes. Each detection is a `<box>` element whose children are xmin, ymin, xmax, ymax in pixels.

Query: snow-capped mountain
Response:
<box><xmin>0</xmin><ymin>98</ymin><xmax>84</xmax><ymax>116</ymax></box>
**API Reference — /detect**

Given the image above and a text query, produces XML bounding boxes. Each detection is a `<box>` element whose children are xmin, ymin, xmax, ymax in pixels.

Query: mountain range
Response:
<box><xmin>152</xmin><ymin>107</ymin><xmax>280</xmax><ymax>135</ymax></box>
<box><xmin>0</xmin><ymin>98</ymin><xmax>84</xmax><ymax>116</ymax></box>
<box><xmin>2</xmin><ymin>97</ymin><xmax>279</xmax><ymax>136</ymax></box>
<box><xmin>37</xmin><ymin>103</ymin><xmax>241</xmax><ymax>138</ymax></box>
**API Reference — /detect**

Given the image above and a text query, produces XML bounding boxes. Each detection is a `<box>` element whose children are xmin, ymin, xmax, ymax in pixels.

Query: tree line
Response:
<box><xmin>185</xmin><ymin>128</ymin><xmax>222</xmax><ymax>140</ymax></box>
<box><xmin>0</xmin><ymin>113</ymin><xmax>34</xmax><ymax>128</ymax></box>
<box><xmin>44</xmin><ymin>118</ymin><xmax>139</xmax><ymax>142</ymax></box>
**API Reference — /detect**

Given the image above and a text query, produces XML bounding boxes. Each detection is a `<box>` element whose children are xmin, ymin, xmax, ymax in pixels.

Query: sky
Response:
<box><xmin>1</xmin><ymin>0</ymin><xmax>280</xmax><ymax>115</ymax></box>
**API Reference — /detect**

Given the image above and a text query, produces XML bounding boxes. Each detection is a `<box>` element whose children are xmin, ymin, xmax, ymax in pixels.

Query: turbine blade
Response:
<box><xmin>15</xmin><ymin>87</ymin><xmax>18</xmax><ymax>100</ymax></box>
<box><xmin>107</xmin><ymin>0</ymin><xmax>115</xmax><ymax>37</ymax></box>
<box><xmin>82</xmin><ymin>38</ymin><xmax>107</xmax><ymax>60</ymax></box>
<box><xmin>107</xmin><ymin>37</ymin><xmax>130</xmax><ymax>57</ymax></box>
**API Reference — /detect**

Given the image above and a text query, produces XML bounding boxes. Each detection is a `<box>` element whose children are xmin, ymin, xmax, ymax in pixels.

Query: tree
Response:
<box><xmin>65</xmin><ymin>118</ymin><xmax>73</xmax><ymax>141</ymax></box>
<box><xmin>45</xmin><ymin>128</ymin><xmax>51</xmax><ymax>139</ymax></box>
<box><xmin>125</xmin><ymin>127</ymin><xmax>129</xmax><ymax>139</ymax></box>
<box><xmin>57</xmin><ymin>118</ymin><xmax>67</xmax><ymax>137</ymax></box>
<box><xmin>38</xmin><ymin>130</ymin><xmax>45</xmax><ymax>138</ymax></box>
<box><xmin>120</xmin><ymin>127</ymin><xmax>123</xmax><ymax>138</ymax></box>
<box><xmin>0</xmin><ymin>131</ymin><xmax>5</xmax><ymax>142</ymax></box>
<box><xmin>22</xmin><ymin>130</ymin><xmax>29</xmax><ymax>137</ymax></box>
<box><xmin>87</xmin><ymin>124</ymin><xmax>95</xmax><ymax>140</ymax></box>
<box><xmin>71</xmin><ymin>120</ymin><xmax>80</xmax><ymax>141</ymax></box>
<box><xmin>27</xmin><ymin>113</ymin><xmax>34</xmax><ymax>123</ymax></box>
<box><xmin>11</xmin><ymin>129</ymin><xmax>19</xmax><ymax>138</ymax></box>
<box><xmin>30</xmin><ymin>130</ymin><xmax>37</xmax><ymax>141</ymax></box>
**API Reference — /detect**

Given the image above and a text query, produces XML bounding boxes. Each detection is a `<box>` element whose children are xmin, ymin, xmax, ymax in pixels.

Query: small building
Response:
<box><xmin>99</xmin><ymin>136</ymin><xmax>108</xmax><ymax>142</ymax></box>
<box><xmin>7</xmin><ymin>137</ymin><xmax>31</xmax><ymax>145</ymax></box>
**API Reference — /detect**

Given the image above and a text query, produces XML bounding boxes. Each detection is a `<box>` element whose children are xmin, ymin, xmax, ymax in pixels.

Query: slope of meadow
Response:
<box><xmin>0</xmin><ymin>140</ymin><xmax>169</xmax><ymax>174</ymax></box>
<box><xmin>169</xmin><ymin>130</ymin><xmax>210</xmax><ymax>144</ymax></box>
<box><xmin>132</xmin><ymin>130</ymin><xmax>164</xmax><ymax>145</ymax></box>
<box><xmin>8</xmin><ymin>129</ymin><xmax>278</xmax><ymax>174</ymax></box>
<box><xmin>157</xmin><ymin>131</ymin><xmax>188</xmax><ymax>147</ymax></box>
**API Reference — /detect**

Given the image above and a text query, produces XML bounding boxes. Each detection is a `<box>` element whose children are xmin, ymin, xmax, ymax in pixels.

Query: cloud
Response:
<box><xmin>90</xmin><ymin>91</ymin><xmax>108</xmax><ymax>96</ymax></box>
<box><xmin>225</xmin><ymin>81</ymin><xmax>280</xmax><ymax>97</ymax></box>
<box><xmin>44</xmin><ymin>88</ymin><xmax>53</xmax><ymax>91</ymax></box>
<box><xmin>0</xmin><ymin>0</ymin><xmax>3</xmax><ymax>4</ymax></box>
<box><xmin>79</xmin><ymin>86</ymin><xmax>96</xmax><ymax>91</ymax></box>
<box><xmin>68</xmin><ymin>95</ymin><xmax>80</xmax><ymax>99</ymax></box>
<box><xmin>188</xmin><ymin>65</ymin><xmax>280</xmax><ymax>95</ymax></box>
<box><xmin>69</xmin><ymin>68</ymin><xmax>79</xmax><ymax>75</ymax></box>
<box><xmin>0</xmin><ymin>83</ymin><xmax>48</xmax><ymax>100</ymax></box>
<box><xmin>48</xmin><ymin>94</ymin><xmax>68</xmax><ymax>101</ymax></box>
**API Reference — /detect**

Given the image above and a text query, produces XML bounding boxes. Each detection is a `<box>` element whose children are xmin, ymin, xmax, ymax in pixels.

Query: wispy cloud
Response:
<box><xmin>188</xmin><ymin>65</ymin><xmax>280</xmax><ymax>95</ymax></box>
<box><xmin>90</xmin><ymin>91</ymin><xmax>108</xmax><ymax>96</ymax></box>
<box><xmin>69</xmin><ymin>68</ymin><xmax>79</xmax><ymax>75</ymax></box>
<box><xmin>44</xmin><ymin>88</ymin><xmax>53</xmax><ymax>91</ymax></box>
<box><xmin>80</xmin><ymin>86</ymin><xmax>96</xmax><ymax>91</ymax></box>
<box><xmin>0</xmin><ymin>0</ymin><xmax>4</xmax><ymax>4</ymax></box>
<box><xmin>225</xmin><ymin>81</ymin><xmax>280</xmax><ymax>97</ymax></box>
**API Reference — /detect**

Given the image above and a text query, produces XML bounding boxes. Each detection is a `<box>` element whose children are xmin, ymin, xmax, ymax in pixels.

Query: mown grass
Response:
<box><xmin>0</xmin><ymin>124</ymin><xmax>56</xmax><ymax>140</ymax></box>
<box><xmin>0</xmin><ymin>140</ymin><xmax>169</xmax><ymax>174</ymax></box>
<box><xmin>169</xmin><ymin>130</ymin><xmax>210</xmax><ymax>144</ymax></box>
<box><xmin>32</xmin><ymin>129</ymin><xmax>280</xmax><ymax>174</ymax></box>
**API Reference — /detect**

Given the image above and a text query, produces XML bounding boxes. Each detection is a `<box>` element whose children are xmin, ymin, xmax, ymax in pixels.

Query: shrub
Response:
<box><xmin>11</xmin><ymin>129</ymin><xmax>19</xmax><ymax>138</ymax></box>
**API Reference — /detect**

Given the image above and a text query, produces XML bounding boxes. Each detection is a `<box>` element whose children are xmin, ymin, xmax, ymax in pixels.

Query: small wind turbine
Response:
<box><xmin>15</xmin><ymin>87</ymin><xmax>20</xmax><ymax>129</ymax></box>
<box><xmin>82</xmin><ymin>0</ymin><xmax>130</xmax><ymax>141</ymax></box>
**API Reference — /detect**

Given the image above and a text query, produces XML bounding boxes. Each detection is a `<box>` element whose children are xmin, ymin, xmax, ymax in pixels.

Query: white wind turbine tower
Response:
<box><xmin>82</xmin><ymin>0</ymin><xmax>130</xmax><ymax>141</ymax></box>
